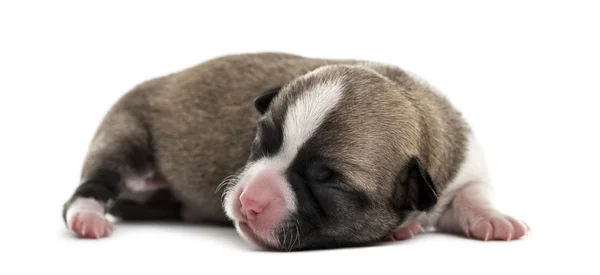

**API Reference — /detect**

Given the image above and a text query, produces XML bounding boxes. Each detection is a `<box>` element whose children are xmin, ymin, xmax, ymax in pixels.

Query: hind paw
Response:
<box><xmin>69</xmin><ymin>211</ymin><xmax>112</xmax><ymax>239</ymax></box>
<box><xmin>66</xmin><ymin>198</ymin><xmax>112</xmax><ymax>239</ymax></box>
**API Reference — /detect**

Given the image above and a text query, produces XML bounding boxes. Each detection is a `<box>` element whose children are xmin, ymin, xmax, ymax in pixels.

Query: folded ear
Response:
<box><xmin>253</xmin><ymin>86</ymin><xmax>281</xmax><ymax>115</ymax></box>
<box><xmin>394</xmin><ymin>157</ymin><xmax>439</xmax><ymax>212</ymax></box>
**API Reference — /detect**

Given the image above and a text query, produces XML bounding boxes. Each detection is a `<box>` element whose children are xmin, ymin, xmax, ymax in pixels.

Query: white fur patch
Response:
<box><xmin>125</xmin><ymin>172</ymin><xmax>166</xmax><ymax>192</ymax></box>
<box><xmin>126</xmin><ymin>177</ymin><xmax>151</xmax><ymax>192</ymax></box>
<box><xmin>420</xmin><ymin>132</ymin><xmax>491</xmax><ymax>228</ymax></box>
<box><xmin>280</xmin><ymin>77</ymin><xmax>345</xmax><ymax>161</ymax></box>
<box><xmin>65</xmin><ymin>197</ymin><xmax>105</xmax><ymax>227</ymax></box>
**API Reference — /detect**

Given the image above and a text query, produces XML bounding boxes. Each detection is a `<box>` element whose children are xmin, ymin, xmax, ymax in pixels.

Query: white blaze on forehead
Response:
<box><xmin>279</xmin><ymin>77</ymin><xmax>345</xmax><ymax>162</ymax></box>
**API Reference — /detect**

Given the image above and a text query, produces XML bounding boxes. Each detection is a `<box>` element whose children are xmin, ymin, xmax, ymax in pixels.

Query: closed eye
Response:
<box><xmin>307</xmin><ymin>164</ymin><xmax>334</xmax><ymax>183</ymax></box>
<box><xmin>312</xmin><ymin>182</ymin><xmax>371</xmax><ymax>209</ymax></box>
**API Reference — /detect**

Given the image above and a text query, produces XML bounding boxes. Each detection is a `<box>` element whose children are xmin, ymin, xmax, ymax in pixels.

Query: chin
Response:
<box><xmin>235</xmin><ymin>221</ymin><xmax>281</xmax><ymax>251</ymax></box>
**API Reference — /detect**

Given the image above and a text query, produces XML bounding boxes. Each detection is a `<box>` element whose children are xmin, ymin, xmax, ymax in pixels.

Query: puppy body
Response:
<box><xmin>64</xmin><ymin>53</ymin><xmax>353</xmax><ymax>228</ymax></box>
<box><xmin>63</xmin><ymin>52</ymin><xmax>528</xmax><ymax>249</ymax></box>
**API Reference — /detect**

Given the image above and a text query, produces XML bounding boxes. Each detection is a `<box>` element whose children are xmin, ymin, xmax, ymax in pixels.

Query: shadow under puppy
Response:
<box><xmin>62</xmin><ymin>52</ymin><xmax>530</xmax><ymax>251</ymax></box>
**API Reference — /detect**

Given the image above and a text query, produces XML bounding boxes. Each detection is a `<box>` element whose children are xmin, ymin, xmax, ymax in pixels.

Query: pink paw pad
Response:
<box><xmin>466</xmin><ymin>213</ymin><xmax>530</xmax><ymax>241</ymax></box>
<box><xmin>385</xmin><ymin>220</ymin><xmax>424</xmax><ymax>241</ymax></box>
<box><xmin>69</xmin><ymin>212</ymin><xmax>113</xmax><ymax>239</ymax></box>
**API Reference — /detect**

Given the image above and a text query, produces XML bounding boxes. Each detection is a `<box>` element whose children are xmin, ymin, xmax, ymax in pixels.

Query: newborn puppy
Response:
<box><xmin>62</xmin><ymin>52</ymin><xmax>529</xmax><ymax>251</ymax></box>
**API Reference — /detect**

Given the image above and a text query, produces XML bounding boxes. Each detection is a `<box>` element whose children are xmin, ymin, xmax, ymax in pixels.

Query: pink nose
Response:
<box><xmin>238</xmin><ymin>170</ymin><xmax>284</xmax><ymax>222</ymax></box>
<box><xmin>240</xmin><ymin>193</ymin><xmax>267</xmax><ymax>220</ymax></box>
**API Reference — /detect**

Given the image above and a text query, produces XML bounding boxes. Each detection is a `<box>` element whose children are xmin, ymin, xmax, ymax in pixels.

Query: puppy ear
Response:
<box><xmin>394</xmin><ymin>157</ymin><xmax>439</xmax><ymax>212</ymax></box>
<box><xmin>253</xmin><ymin>86</ymin><xmax>280</xmax><ymax>115</ymax></box>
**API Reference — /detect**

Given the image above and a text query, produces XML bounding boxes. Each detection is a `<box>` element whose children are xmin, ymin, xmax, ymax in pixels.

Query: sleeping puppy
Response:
<box><xmin>62</xmin><ymin>52</ymin><xmax>529</xmax><ymax>251</ymax></box>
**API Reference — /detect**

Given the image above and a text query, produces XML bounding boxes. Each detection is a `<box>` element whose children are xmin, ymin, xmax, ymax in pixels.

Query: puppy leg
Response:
<box><xmin>431</xmin><ymin>132</ymin><xmax>530</xmax><ymax>241</ymax></box>
<box><xmin>108</xmin><ymin>189</ymin><xmax>183</xmax><ymax>221</ymax></box>
<box><xmin>63</xmin><ymin>110</ymin><xmax>155</xmax><ymax>239</ymax></box>
<box><xmin>436</xmin><ymin>183</ymin><xmax>530</xmax><ymax>241</ymax></box>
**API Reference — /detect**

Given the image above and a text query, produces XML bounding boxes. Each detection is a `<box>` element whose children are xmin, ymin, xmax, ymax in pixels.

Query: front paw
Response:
<box><xmin>465</xmin><ymin>212</ymin><xmax>530</xmax><ymax>241</ymax></box>
<box><xmin>385</xmin><ymin>220</ymin><xmax>424</xmax><ymax>241</ymax></box>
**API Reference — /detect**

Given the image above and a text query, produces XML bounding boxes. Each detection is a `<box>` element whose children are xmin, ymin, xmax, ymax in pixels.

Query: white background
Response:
<box><xmin>1</xmin><ymin>1</ymin><xmax>598</xmax><ymax>274</ymax></box>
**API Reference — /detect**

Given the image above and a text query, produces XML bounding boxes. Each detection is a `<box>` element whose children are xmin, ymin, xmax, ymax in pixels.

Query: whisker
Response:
<box><xmin>288</xmin><ymin>226</ymin><xmax>292</xmax><ymax>250</ymax></box>
<box><xmin>282</xmin><ymin>225</ymin><xmax>288</xmax><ymax>250</ymax></box>
<box><xmin>220</xmin><ymin>186</ymin><xmax>231</xmax><ymax>204</ymax></box>
<box><xmin>216</xmin><ymin>167</ymin><xmax>245</xmax><ymax>194</ymax></box>
<box><xmin>288</xmin><ymin>226</ymin><xmax>296</xmax><ymax>251</ymax></box>
<box><xmin>295</xmin><ymin>220</ymin><xmax>304</xmax><ymax>236</ymax></box>
<box><xmin>216</xmin><ymin>172</ymin><xmax>245</xmax><ymax>205</ymax></box>
<box><xmin>215</xmin><ymin>174</ymin><xmax>237</xmax><ymax>193</ymax></box>
<box><xmin>291</xmin><ymin>222</ymin><xmax>300</xmax><ymax>251</ymax></box>
<box><xmin>289</xmin><ymin>226</ymin><xmax>295</xmax><ymax>251</ymax></box>
<box><xmin>295</xmin><ymin>223</ymin><xmax>300</xmax><ymax>250</ymax></box>
<box><xmin>273</xmin><ymin>230</ymin><xmax>280</xmax><ymax>249</ymax></box>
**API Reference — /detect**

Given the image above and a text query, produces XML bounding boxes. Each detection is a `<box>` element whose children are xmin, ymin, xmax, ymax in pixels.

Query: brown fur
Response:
<box><xmin>250</xmin><ymin>64</ymin><xmax>469</xmax><ymax>247</ymax></box>
<box><xmin>265</xmin><ymin>63</ymin><xmax>468</xmax><ymax>196</ymax></box>
<box><xmin>67</xmin><ymin>53</ymin><xmax>359</xmax><ymax>224</ymax></box>
<box><xmin>64</xmin><ymin>52</ymin><xmax>469</xmax><ymax>249</ymax></box>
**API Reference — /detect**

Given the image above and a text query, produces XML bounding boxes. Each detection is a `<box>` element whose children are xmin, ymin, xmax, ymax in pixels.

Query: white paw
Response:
<box><xmin>465</xmin><ymin>211</ymin><xmax>530</xmax><ymax>241</ymax></box>
<box><xmin>385</xmin><ymin>220</ymin><xmax>424</xmax><ymax>241</ymax></box>
<box><xmin>66</xmin><ymin>198</ymin><xmax>112</xmax><ymax>239</ymax></box>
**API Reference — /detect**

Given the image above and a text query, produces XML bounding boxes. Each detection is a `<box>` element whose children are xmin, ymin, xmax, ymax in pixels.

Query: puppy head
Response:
<box><xmin>222</xmin><ymin>65</ymin><xmax>438</xmax><ymax>251</ymax></box>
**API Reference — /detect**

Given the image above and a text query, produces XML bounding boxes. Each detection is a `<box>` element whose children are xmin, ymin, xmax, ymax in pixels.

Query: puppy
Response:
<box><xmin>62</xmin><ymin>52</ymin><xmax>529</xmax><ymax>251</ymax></box>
